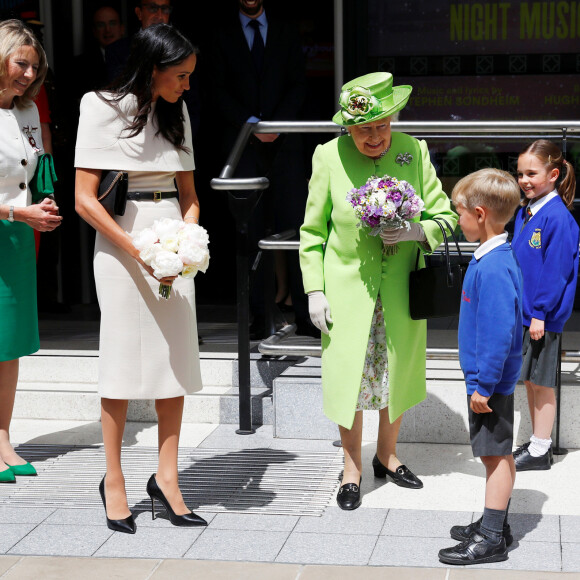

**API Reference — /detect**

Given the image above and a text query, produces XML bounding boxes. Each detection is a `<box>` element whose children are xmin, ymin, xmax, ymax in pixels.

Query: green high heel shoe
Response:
<box><xmin>7</xmin><ymin>462</ymin><xmax>37</xmax><ymax>476</ymax></box>
<box><xmin>0</xmin><ymin>467</ymin><xmax>16</xmax><ymax>483</ymax></box>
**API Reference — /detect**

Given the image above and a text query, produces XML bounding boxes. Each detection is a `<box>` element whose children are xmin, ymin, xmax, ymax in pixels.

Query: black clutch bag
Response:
<box><xmin>409</xmin><ymin>217</ymin><xmax>469</xmax><ymax>320</ymax></box>
<box><xmin>98</xmin><ymin>170</ymin><xmax>128</xmax><ymax>216</ymax></box>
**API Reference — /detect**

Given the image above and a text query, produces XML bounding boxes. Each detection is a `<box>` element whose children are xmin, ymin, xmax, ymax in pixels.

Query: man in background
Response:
<box><xmin>76</xmin><ymin>5</ymin><xmax>124</xmax><ymax>98</ymax></box>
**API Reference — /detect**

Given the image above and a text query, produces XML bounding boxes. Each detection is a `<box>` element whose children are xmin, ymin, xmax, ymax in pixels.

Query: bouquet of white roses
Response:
<box><xmin>346</xmin><ymin>174</ymin><xmax>424</xmax><ymax>255</ymax></box>
<box><xmin>131</xmin><ymin>217</ymin><xmax>210</xmax><ymax>299</ymax></box>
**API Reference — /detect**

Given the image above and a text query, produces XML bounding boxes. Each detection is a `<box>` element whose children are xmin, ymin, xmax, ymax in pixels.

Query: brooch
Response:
<box><xmin>22</xmin><ymin>124</ymin><xmax>40</xmax><ymax>152</ymax></box>
<box><xmin>395</xmin><ymin>152</ymin><xmax>413</xmax><ymax>166</ymax></box>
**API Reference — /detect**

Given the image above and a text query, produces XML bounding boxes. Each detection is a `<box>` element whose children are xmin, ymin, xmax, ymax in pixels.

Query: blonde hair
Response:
<box><xmin>452</xmin><ymin>168</ymin><xmax>521</xmax><ymax>224</ymax></box>
<box><xmin>520</xmin><ymin>139</ymin><xmax>576</xmax><ymax>209</ymax></box>
<box><xmin>0</xmin><ymin>19</ymin><xmax>48</xmax><ymax>108</ymax></box>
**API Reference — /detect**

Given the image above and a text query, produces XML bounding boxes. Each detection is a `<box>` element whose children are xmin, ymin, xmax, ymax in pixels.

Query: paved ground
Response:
<box><xmin>1</xmin><ymin>420</ymin><xmax>579</xmax><ymax>578</ymax></box>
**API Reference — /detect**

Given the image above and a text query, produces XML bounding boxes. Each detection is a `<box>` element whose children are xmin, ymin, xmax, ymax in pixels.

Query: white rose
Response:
<box><xmin>139</xmin><ymin>242</ymin><xmax>162</xmax><ymax>266</ymax></box>
<box><xmin>160</xmin><ymin>233</ymin><xmax>179</xmax><ymax>253</ymax></box>
<box><xmin>150</xmin><ymin>249</ymin><xmax>183</xmax><ymax>278</ymax></box>
<box><xmin>196</xmin><ymin>249</ymin><xmax>210</xmax><ymax>273</ymax></box>
<box><xmin>375</xmin><ymin>191</ymin><xmax>387</xmax><ymax>206</ymax></box>
<box><xmin>132</xmin><ymin>227</ymin><xmax>158</xmax><ymax>251</ymax></box>
<box><xmin>178</xmin><ymin>241</ymin><xmax>206</xmax><ymax>265</ymax></box>
<box><xmin>152</xmin><ymin>217</ymin><xmax>181</xmax><ymax>239</ymax></box>
<box><xmin>181</xmin><ymin>265</ymin><xmax>198</xmax><ymax>278</ymax></box>
<box><xmin>179</xmin><ymin>223</ymin><xmax>209</xmax><ymax>248</ymax></box>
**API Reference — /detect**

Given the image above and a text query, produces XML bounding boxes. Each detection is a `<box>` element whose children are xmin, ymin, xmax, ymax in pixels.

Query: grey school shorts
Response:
<box><xmin>468</xmin><ymin>392</ymin><xmax>514</xmax><ymax>457</ymax></box>
<box><xmin>520</xmin><ymin>326</ymin><xmax>561</xmax><ymax>388</ymax></box>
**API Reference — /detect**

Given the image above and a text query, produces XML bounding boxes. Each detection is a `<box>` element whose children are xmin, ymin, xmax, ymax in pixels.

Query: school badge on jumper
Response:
<box><xmin>529</xmin><ymin>228</ymin><xmax>542</xmax><ymax>249</ymax></box>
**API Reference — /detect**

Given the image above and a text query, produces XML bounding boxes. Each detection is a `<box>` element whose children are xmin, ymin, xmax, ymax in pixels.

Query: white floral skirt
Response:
<box><xmin>356</xmin><ymin>295</ymin><xmax>389</xmax><ymax>411</ymax></box>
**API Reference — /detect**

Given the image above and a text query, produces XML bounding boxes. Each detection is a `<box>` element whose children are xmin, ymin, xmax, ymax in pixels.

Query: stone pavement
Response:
<box><xmin>1</xmin><ymin>420</ymin><xmax>579</xmax><ymax>578</ymax></box>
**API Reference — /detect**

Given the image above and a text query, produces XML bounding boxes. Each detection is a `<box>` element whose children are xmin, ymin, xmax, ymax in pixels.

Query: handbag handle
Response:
<box><xmin>414</xmin><ymin>217</ymin><xmax>463</xmax><ymax>287</ymax></box>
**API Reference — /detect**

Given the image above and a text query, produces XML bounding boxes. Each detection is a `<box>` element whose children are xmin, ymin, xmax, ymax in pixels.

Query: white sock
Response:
<box><xmin>528</xmin><ymin>434</ymin><xmax>551</xmax><ymax>457</ymax></box>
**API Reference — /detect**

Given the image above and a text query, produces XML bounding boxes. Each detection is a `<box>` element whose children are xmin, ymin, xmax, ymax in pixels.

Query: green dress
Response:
<box><xmin>299</xmin><ymin>131</ymin><xmax>457</xmax><ymax>429</ymax></box>
<box><xmin>0</xmin><ymin>104</ymin><xmax>41</xmax><ymax>362</ymax></box>
<box><xmin>0</xmin><ymin>221</ymin><xmax>39</xmax><ymax>361</ymax></box>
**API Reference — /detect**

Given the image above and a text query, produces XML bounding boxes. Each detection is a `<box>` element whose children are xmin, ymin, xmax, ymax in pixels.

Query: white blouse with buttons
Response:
<box><xmin>0</xmin><ymin>103</ymin><xmax>43</xmax><ymax>208</ymax></box>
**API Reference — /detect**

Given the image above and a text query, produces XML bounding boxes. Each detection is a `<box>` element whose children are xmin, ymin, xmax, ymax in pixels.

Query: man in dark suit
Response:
<box><xmin>207</xmin><ymin>0</ymin><xmax>316</xmax><ymax>339</ymax></box>
<box><xmin>76</xmin><ymin>5</ymin><xmax>124</xmax><ymax>99</ymax></box>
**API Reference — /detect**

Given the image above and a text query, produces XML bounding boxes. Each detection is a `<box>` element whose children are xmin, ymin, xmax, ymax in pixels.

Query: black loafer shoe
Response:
<box><xmin>336</xmin><ymin>478</ymin><xmax>362</xmax><ymax>510</ymax></box>
<box><xmin>439</xmin><ymin>532</ymin><xmax>508</xmax><ymax>565</ymax></box>
<box><xmin>450</xmin><ymin>516</ymin><xmax>513</xmax><ymax>547</ymax></box>
<box><xmin>372</xmin><ymin>454</ymin><xmax>423</xmax><ymax>489</ymax></box>
<box><xmin>514</xmin><ymin>447</ymin><xmax>551</xmax><ymax>471</ymax></box>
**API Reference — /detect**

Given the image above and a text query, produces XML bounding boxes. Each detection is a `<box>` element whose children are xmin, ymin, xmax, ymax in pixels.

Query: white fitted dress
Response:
<box><xmin>75</xmin><ymin>92</ymin><xmax>202</xmax><ymax>399</ymax></box>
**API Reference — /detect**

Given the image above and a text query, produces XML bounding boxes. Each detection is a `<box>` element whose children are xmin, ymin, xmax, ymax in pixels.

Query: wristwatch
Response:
<box><xmin>7</xmin><ymin>205</ymin><xmax>14</xmax><ymax>222</ymax></box>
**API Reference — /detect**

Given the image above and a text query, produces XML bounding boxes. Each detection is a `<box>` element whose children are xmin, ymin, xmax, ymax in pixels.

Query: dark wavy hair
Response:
<box><xmin>100</xmin><ymin>24</ymin><xmax>198</xmax><ymax>151</ymax></box>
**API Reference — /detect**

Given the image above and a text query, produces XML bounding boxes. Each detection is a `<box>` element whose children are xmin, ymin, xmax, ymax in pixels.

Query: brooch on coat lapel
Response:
<box><xmin>22</xmin><ymin>124</ymin><xmax>40</xmax><ymax>152</ymax></box>
<box><xmin>395</xmin><ymin>152</ymin><xmax>413</xmax><ymax>166</ymax></box>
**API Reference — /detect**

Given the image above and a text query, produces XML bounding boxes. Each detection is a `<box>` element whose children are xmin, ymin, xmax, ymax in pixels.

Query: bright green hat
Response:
<box><xmin>332</xmin><ymin>72</ymin><xmax>413</xmax><ymax>126</ymax></box>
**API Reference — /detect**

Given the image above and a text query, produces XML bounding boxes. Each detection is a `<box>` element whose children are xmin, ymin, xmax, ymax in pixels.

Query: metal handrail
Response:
<box><xmin>253</xmin><ymin>120</ymin><xmax>580</xmax><ymax>135</ymax></box>
<box><xmin>211</xmin><ymin>120</ymin><xmax>580</xmax><ymax>193</ymax></box>
<box><xmin>259</xmin><ymin>237</ymin><xmax>480</xmax><ymax>253</ymax></box>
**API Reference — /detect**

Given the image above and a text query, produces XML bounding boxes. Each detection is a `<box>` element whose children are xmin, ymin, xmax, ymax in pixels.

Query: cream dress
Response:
<box><xmin>76</xmin><ymin>92</ymin><xmax>202</xmax><ymax>399</ymax></box>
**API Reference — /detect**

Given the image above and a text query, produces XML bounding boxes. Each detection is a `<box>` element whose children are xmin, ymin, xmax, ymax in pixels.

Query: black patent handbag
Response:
<box><xmin>97</xmin><ymin>170</ymin><xmax>128</xmax><ymax>216</ymax></box>
<box><xmin>409</xmin><ymin>217</ymin><xmax>469</xmax><ymax>320</ymax></box>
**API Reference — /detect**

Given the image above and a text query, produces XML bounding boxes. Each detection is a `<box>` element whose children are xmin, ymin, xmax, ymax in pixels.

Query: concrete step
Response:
<box><xmin>273</xmin><ymin>357</ymin><xmax>580</xmax><ymax>447</ymax></box>
<box><xmin>16</xmin><ymin>350</ymin><xmax>287</xmax><ymax>425</ymax></box>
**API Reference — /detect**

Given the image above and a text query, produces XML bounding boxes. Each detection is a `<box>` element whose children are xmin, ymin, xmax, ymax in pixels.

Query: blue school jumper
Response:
<box><xmin>512</xmin><ymin>196</ymin><xmax>580</xmax><ymax>333</ymax></box>
<box><xmin>458</xmin><ymin>243</ymin><xmax>523</xmax><ymax>397</ymax></box>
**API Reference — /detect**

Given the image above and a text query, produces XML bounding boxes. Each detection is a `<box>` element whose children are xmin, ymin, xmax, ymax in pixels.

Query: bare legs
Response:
<box><xmin>101</xmin><ymin>398</ymin><xmax>131</xmax><ymax>520</ymax></box>
<box><xmin>101</xmin><ymin>395</ymin><xmax>188</xmax><ymax>520</ymax></box>
<box><xmin>376</xmin><ymin>407</ymin><xmax>404</xmax><ymax>471</ymax></box>
<box><xmin>154</xmin><ymin>397</ymin><xmax>189</xmax><ymax>515</ymax></box>
<box><xmin>339</xmin><ymin>411</ymin><xmax>363</xmax><ymax>485</ymax></box>
<box><xmin>524</xmin><ymin>380</ymin><xmax>556</xmax><ymax>440</ymax></box>
<box><xmin>0</xmin><ymin>359</ymin><xmax>27</xmax><ymax>469</ymax></box>
<box><xmin>339</xmin><ymin>407</ymin><xmax>404</xmax><ymax>484</ymax></box>
<box><xmin>482</xmin><ymin>454</ymin><xmax>516</xmax><ymax>511</ymax></box>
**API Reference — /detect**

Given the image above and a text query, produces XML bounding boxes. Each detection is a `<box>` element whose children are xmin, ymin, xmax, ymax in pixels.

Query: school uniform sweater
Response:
<box><xmin>458</xmin><ymin>242</ymin><xmax>523</xmax><ymax>397</ymax></box>
<box><xmin>512</xmin><ymin>196</ymin><xmax>580</xmax><ymax>332</ymax></box>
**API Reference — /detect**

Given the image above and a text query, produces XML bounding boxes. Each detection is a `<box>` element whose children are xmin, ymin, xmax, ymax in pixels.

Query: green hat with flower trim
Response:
<box><xmin>332</xmin><ymin>72</ymin><xmax>413</xmax><ymax>126</ymax></box>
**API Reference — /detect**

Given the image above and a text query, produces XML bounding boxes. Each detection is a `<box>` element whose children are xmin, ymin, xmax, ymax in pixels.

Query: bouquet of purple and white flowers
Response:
<box><xmin>346</xmin><ymin>174</ymin><xmax>424</xmax><ymax>255</ymax></box>
<box><xmin>132</xmin><ymin>218</ymin><xmax>210</xmax><ymax>299</ymax></box>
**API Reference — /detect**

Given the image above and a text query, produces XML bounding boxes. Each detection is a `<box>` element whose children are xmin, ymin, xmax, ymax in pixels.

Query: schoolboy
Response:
<box><xmin>438</xmin><ymin>168</ymin><xmax>523</xmax><ymax>565</ymax></box>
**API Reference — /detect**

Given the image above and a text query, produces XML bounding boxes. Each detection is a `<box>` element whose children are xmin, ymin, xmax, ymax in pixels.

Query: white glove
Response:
<box><xmin>308</xmin><ymin>291</ymin><xmax>333</xmax><ymax>334</ymax></box>
<box><xmin>380</xmin><ymin>222</ymin><xmax>426</xmax><ymax>245</ymax></box>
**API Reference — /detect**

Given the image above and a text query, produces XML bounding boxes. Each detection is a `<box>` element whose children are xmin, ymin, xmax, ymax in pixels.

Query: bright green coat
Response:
<box><xmin>299</xmin><ymin>132</ymin><xmax>457</xmax><ymax>429</ymax></box>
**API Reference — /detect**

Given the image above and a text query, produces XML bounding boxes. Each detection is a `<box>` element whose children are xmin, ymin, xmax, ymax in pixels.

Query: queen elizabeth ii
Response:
<box><xmin>300</xmin><ymin>72</ymin><xmax>457</xmax><ymax>509</ymax></box>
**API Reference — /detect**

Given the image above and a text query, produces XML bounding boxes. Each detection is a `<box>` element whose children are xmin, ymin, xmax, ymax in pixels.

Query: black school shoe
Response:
<box><xmin>514</xmin><ymin>447</ymin><xmax>551</xmax><ymax>471</ymax></box>
<box><xmin>513</xmin><ymin>442</ymin><xmax>554</xmax><ymax>464</ymax></box>
<box><xmin>438</xmin><ymin>532</ymin><xmax>508</xmax><ymax>565</ymax></box>
<box><xmin>336</xmin><ymin>477</ymin><xmax>362</xmax><ymax>510</ymax></box>
<box><xmin>450</xmin><ymin>516</ymin><xmax>513</xmax><ymax>546</ymax></box>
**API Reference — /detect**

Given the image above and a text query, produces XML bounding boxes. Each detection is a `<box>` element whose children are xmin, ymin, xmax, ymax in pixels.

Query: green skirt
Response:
<box><xmin>0</xmin><ymin>221</ymin><xmax>39</xmax><ymax>361</ymax></box>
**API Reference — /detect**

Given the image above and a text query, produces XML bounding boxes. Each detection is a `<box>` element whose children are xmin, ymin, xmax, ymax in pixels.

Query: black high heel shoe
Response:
<box><xmin>99</xmin><ymin>476</ymin><xmax>136</xmax><ymax>534</ymax></box>
<box><xmin>146</xmin><ymin>474</ymin><xmax>207</xmax><ymax>527</ymax></box>
<box><xmin>372</xmin><ymin>454</ymin><xmax>423</xmax><ymax>489</ymax></box>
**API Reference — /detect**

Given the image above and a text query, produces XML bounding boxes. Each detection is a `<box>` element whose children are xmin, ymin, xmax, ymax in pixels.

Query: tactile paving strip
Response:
<box><xmin>0</xmin><ymin>445</ymin><xmax>343</xmax><ymax>516</ymax></box>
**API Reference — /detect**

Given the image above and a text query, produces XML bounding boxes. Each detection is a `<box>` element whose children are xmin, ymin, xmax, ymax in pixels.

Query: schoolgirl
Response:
<box><xmin>511</xmin><ymin>139</ymin><xmax>578</xmax><ymax>471</ymax></box>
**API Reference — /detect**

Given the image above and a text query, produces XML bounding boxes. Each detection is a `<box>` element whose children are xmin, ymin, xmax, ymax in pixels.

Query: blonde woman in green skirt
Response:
<box><xmin>0</xmin><ymin>20</ymin><xmax>62</xmax><ymax>483</ymax></box>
